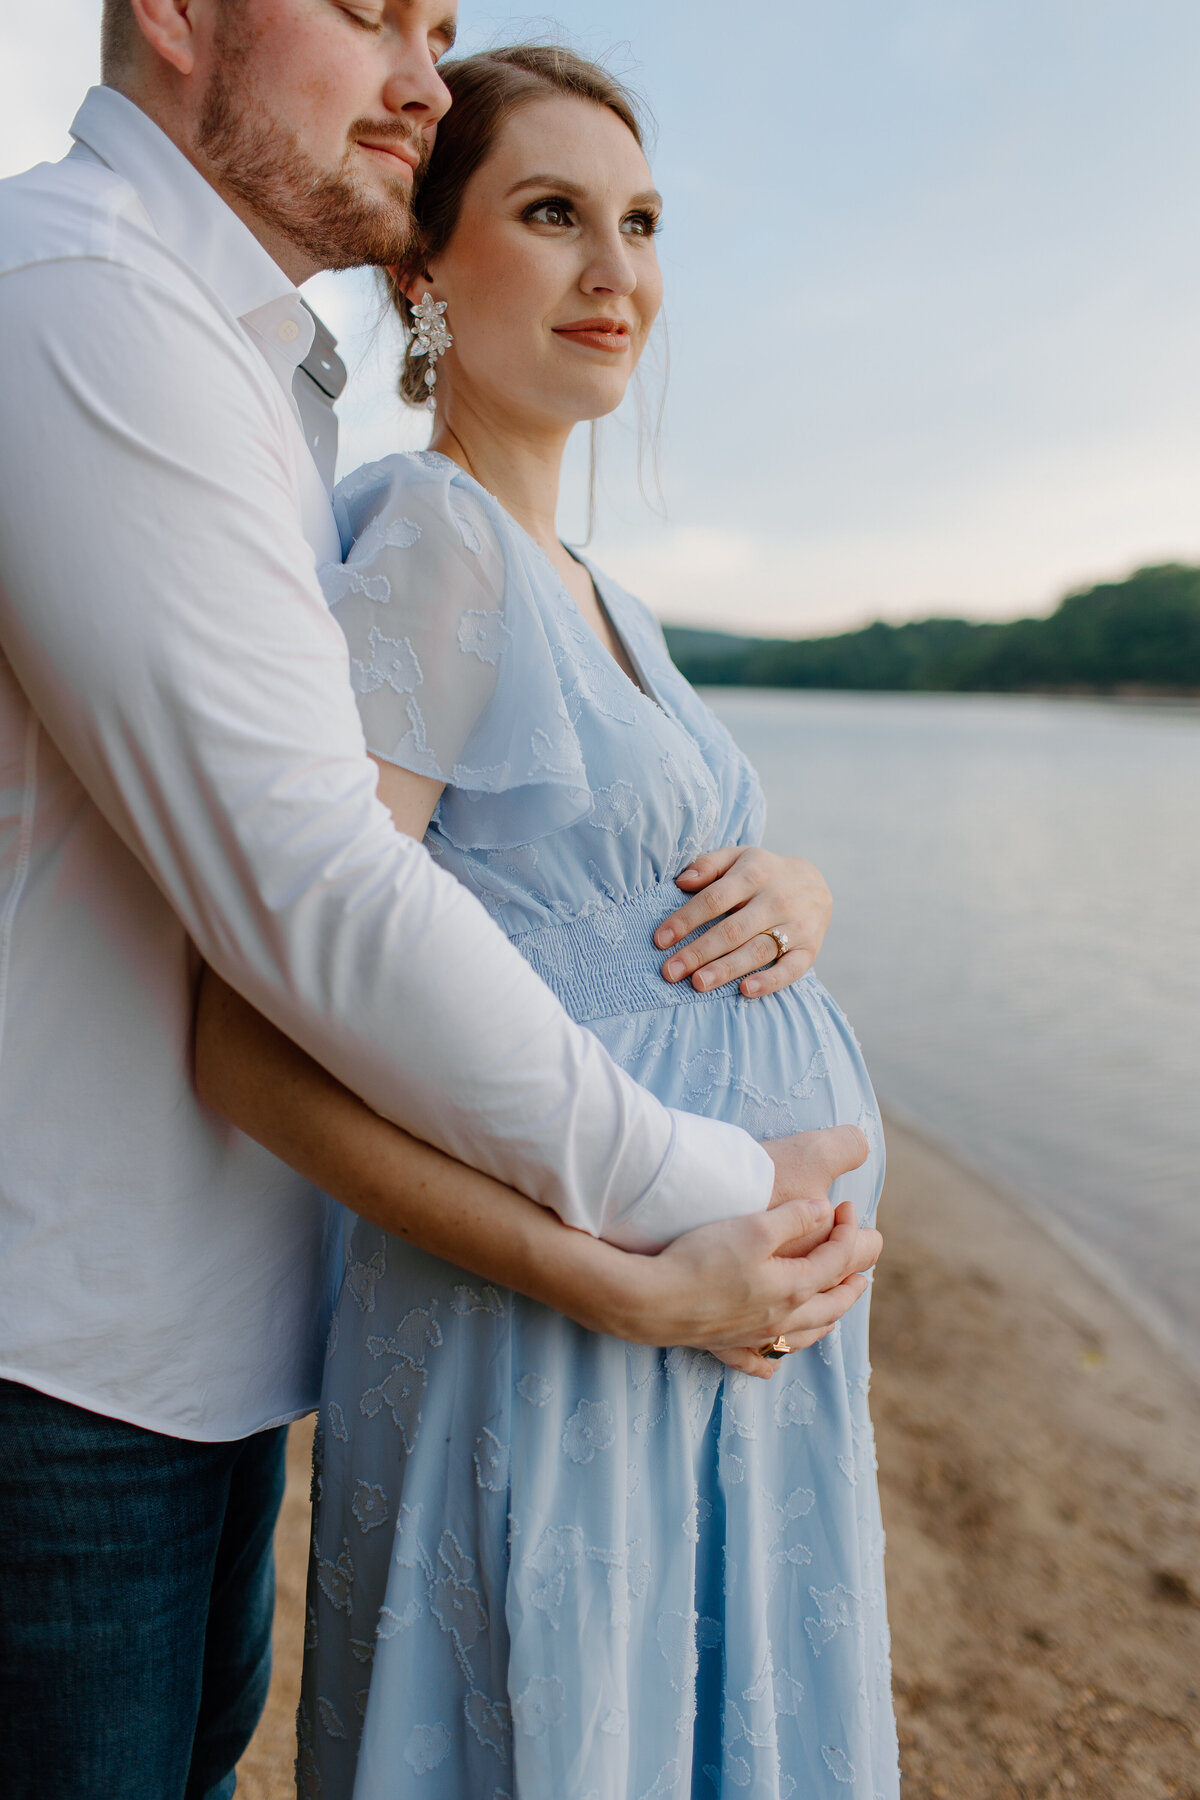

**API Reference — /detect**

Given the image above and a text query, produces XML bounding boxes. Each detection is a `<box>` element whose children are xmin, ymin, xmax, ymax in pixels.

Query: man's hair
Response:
<box><xmin>100</xmin><ymin>0</ymin><xmax>137</xmax><ymax>81</ymax></box>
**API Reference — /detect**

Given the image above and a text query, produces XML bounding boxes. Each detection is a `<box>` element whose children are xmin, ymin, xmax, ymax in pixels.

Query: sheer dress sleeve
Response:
<box><xmin>325</xmin><ymin>455</ymin><xmax>590</xmax><ymax>849</ymax></box>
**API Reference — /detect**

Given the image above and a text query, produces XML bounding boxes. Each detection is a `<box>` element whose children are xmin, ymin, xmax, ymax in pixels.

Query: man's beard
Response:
<box><xmin>197</xmin><ymin>48</ymin><xmax>427</xmax><ymax>270</ymax></box>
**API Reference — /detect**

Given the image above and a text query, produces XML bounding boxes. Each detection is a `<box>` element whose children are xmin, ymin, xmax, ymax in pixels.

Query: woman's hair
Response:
<box><xmin>390</xmin><ymin>45</ymin><xmax>648</xmax><ymax>408</ymax></box>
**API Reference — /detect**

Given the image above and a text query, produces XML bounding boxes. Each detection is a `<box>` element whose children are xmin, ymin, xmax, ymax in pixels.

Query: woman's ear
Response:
<box><xmin>397</xmin><ymin>268</ymin><xmax>439</xmax><ymax>306</ymax></box>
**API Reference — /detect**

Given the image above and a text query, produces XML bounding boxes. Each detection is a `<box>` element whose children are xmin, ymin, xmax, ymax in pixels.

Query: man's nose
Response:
<box><xmin>381</xmin><ymin>52</ymin><xmax>452</xmax><ymax>125</ymax></box>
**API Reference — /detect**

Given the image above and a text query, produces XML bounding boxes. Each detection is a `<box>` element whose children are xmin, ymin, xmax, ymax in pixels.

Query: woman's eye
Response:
<box><xmin>524</xmin><ymin>199</ymin><xmax>575</xmax><ymax>228</ymax></box>
<box><xmin>622</xmin><ymin>211</ymin><xmax>661</xmax><ymax>239</ymax></box>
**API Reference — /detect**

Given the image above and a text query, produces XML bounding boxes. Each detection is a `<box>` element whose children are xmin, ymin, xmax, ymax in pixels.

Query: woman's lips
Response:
<box><xmin>552</xmin><ymin>320</ymin><xmax>631</xmax><ymax>353</ymax></box>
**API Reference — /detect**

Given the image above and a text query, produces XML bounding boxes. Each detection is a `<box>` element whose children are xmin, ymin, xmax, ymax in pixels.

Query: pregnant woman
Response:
<box><xmin>203</xmin><ymin>44</ymin><xmax>896</xmax><ymax>1800</ymax></box>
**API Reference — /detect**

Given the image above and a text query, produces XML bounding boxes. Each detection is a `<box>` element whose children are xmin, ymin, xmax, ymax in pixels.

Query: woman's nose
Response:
<box><xmin>581</xmin><ymin>231</ymin><xmax>637</xmax><ymax>297</ymax></box>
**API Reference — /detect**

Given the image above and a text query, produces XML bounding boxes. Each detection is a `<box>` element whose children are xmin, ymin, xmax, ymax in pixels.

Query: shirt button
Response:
<box><xmin>278</xmin><ymin>319</ymin><xmax>300</xmax><ymax>344</ymax></box>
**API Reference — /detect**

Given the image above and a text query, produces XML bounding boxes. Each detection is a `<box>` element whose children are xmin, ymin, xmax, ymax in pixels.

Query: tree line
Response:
<box><xmin>663</xmin><ymin>563</ymin><xmax>1200</xmax><ymax>694</ymax></box>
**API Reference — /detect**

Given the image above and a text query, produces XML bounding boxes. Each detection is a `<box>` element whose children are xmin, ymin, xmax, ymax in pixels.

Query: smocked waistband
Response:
<box><xmin>513</xmin><ymin>884</ymin><xmax>744</xmax><ymax>1024</ymax></box>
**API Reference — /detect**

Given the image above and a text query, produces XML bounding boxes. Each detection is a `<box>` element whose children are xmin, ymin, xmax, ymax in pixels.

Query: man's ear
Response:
<box><xmin>129</xmin><ymin>0</ymin><xmax>200</xmax><ymax>77</ymax></box>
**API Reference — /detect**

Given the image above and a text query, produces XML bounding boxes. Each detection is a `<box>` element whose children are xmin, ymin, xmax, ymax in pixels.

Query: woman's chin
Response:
<box><xmin>548</xmin><ymin>380</ymin><xmax>635</xmax><ymax>428</ymax></box>
<box><xmin>467</xmin><ymin>374</ymin><xmax>634</xmax><ymax>434</ymax></box>
<box><xmin>581</xmin><ymin>394</ymin><xmax>628</xmax><ymax>424</ymax></box>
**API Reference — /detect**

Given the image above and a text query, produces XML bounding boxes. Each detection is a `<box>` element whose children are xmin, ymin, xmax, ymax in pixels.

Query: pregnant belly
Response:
<box><xmin>512</xmin><ymin>884</ymin><xmax>884</xmax><ymax>1227</ymax></box>
<box><xmin>595</xmin><ymin>974</ymin><xmax>883</xmax><ymax>1225</ymax></box>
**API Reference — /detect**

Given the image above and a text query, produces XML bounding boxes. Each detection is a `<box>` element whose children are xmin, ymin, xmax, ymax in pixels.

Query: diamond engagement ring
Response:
<box><xmin>765</xmin><ymin>927</ymin><xmax>789</xmax><ymax>963</ymax></box>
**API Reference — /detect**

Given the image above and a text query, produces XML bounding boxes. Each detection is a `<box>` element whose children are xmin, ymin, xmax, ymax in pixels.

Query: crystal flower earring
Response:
<box><xmin>410</xmin><ymin>291</ymin><xmax>452</xmax><ymax>411</ymax></box>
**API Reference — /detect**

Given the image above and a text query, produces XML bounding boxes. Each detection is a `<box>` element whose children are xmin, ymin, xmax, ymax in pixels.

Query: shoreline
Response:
<box><xmin>877</xmin><ymin>1097</ymin><xmax>1200</xmax><ymax>1382</ymax></box>
<box><xmin>237</xmin><ymin>1113</ymin><xmax>1200</xmax><ymax>1799</ymax></box>
<box><xmin>701</xmin><ymin>686</ymin><xmax>1200</xmax><ymax>705</ymax></box>
<box><xmin>870</xmin><ymin>1113</ymin><xmax>1199</xmax><ymax>1797</ymax></box>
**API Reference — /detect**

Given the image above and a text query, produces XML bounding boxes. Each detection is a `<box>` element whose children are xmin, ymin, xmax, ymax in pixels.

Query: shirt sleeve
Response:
<box><xmin>0</xmin><ymin>255</ymin><xmax>773</xmax><ymax>1250</ymax></box>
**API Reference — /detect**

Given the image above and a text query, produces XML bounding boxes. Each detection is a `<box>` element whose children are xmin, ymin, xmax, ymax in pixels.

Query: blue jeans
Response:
<box><xmin>0</xmin><ymin>1378</ymin><xmax>288</xmax><ymax>1799</ymax></box>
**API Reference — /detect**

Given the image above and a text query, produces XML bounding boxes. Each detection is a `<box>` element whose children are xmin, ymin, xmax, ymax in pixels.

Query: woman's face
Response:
<box><xmin>423</xmin><ymin>93</ymin><xmax>663</xmax><ymax>432</ymax></box>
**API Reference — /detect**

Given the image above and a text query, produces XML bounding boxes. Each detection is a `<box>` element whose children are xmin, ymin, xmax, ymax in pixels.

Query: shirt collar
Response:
<box><xmin>69</xmin><ymin>85</ymin><xmax>299</xmax><ymax>322</ymax></box>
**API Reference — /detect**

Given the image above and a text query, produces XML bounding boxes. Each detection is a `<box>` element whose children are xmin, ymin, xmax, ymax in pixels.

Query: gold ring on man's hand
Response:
<box><xmin>760</xmin><ymin>1336</ymin><xmax>793</xmax><ymax>1359</ymax></box>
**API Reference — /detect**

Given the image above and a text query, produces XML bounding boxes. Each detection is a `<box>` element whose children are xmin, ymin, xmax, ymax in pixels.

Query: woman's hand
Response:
<box><xmin>653</xmin><ymin>845</ymin><xmax>833</xmax><ymax>998</ymax></box>
<box><xmin>708</xmin><ymin>1205</ymin><xmax>881</xmax><ymax>1378</ymax></box>
<box><xmin>630</xmin><ymin>1198</ymin><xmax>881</xmax><ymax>1380</ymax></box>
<box><xmin>613</xmin><ymin>1121</ymin><xmax>880</xmax><ymax>1378</ymax></box>
<box><xmin>706</xmin><ymin>1125</ymin><xmax>880</xmax><ymax>1376</ymax></box>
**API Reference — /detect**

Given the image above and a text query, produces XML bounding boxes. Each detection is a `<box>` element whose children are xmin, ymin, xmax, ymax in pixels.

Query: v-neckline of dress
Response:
<box><xmin>561</xmin><ymin>547</ymin><xmax>669</xmax><ymax>716</ymax></box>
<box><xmin>419</xmin><ymin>451</ymin><xmax>669</xmax><ymax>715</ymax></box>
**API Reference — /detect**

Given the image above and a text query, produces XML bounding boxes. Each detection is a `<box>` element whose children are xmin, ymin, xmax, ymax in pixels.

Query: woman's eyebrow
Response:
<box><xmin>505</xmin><ymin>174</ymin><xmax>663</xmax><ymax>209</ymax></box>
<box><xmin>506</xmin><ymin>174</ymin><xmax>585</xmax><ymax>198</ymax></box>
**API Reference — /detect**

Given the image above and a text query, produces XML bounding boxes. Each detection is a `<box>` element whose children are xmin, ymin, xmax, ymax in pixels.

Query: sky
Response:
<box><xmin>5</xmin><ymin>1</ymin><xmax>1200</xmax><ymax>635</ymax></box>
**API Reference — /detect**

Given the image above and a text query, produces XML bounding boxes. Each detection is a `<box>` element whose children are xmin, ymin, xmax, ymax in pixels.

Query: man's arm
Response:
<box><xmin>194</xmin><ymin>971</ymin><xmax>880</xmax><ymax>1377</ymax></box>
<box><xmin>0</xmin><ymin>251</ymin><xmax>770</xmax><ymax>1246</ymax></box>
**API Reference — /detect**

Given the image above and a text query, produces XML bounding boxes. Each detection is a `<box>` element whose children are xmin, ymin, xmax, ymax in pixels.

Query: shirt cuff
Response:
<box><xmin>602</xmin><ymin>1112</ymin><xmax>775</xmax><ymax>1253</ymax></box>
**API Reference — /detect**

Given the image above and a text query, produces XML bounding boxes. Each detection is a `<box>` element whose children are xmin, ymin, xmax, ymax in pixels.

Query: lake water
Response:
<box><xmin>706</xmin><ymin>689</ymin><xmax>1200</xmax><ymax>1373</ymax></box>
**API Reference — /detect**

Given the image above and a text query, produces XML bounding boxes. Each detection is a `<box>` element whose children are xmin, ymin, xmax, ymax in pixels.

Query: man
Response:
<box><xmin>0</xmin><ymin>4</ymin><xmax>878</xmax><ymax>1795</ymax></box>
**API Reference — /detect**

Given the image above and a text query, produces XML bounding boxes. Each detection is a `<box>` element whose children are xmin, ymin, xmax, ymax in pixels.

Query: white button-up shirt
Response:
<box><xmin>0</xmin><ymin>88</ymin><xmax>772</xmax><ymax>1441</ymax></box>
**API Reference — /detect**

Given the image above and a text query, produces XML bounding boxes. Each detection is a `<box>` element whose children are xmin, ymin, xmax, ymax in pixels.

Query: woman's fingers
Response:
<box><xmin>693</xmin><ymin>934</ymin><xmax>814</xmax><ymax>995</ymax></box>
<box><xmin>643</xmin><ymin>1197</ymin><xmax>878</xmax><ymax>1353</ymax></box>
<box><xmin>654</xmin><ymin>850</ymin><xmax>766</xmax><ymax>956</ymax></box>
<box><xmin>709</xmin><ymin>1345</ymin><xmax>780</xmax><ymax>1380</ymax></box>
<box><xmin>709</xmin><ymin>1264</ymin><xmax>873</xmax><ymax>1372</ymax></box>
<box><xmin>848</xmin><ymin>1226</ymin><xmax>883</xmax><ymax>1276</ymax></box>
<box><xmin>760</xmin><ymin>1195</ymin><xmax>835</xmax><ymax>1259</ymax></box>
<box><xmin>670</xmin><ymin>845</ymin><xmax>743</xmax><ymax>892</ymax></box>
<box><xmin>760</xmin><ymin>1193</ymin><xmax>849</xmax><ymax>1248</ymax></box>
<box><xmin>778</xmin><ymin>1272</ymin><xmax>871</xmax><ymax>1348</ymax></box>
<box><xmin>778</xmin><ymin>1207</ymin><xmax>879</xmax><ymax>1298</ymax></box>
<box><xmin>660</xmin><ymin>897</ymin><xmax>817</xmax><ymax>990</ymax></box>
<box><xmin>739</xmin><ymin>949</ymin><xmax>811</xmax><ymax>999</ymax></box>
<box><xmin>655</xmin><ymin>847</ymin><xmax>830</xmax><ymax>997</ymax></box>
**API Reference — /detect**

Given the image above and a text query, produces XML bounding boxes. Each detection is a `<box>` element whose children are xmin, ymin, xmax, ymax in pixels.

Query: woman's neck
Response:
<box><xmin>426</xmin><ymin>397</ymin><xmax>646</xmax><ymax>691</ymax></box>
<box><xmin>427</xmin><ymin>400</ymin><xmax>569</xmax><ymax>560</ymax></box>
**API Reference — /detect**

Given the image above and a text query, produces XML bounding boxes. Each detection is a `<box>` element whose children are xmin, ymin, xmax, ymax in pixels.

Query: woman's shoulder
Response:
<box><xmin>331</xmin><ymin>451</ymin><xmax>503</xmax><ymax>571</ymax></box>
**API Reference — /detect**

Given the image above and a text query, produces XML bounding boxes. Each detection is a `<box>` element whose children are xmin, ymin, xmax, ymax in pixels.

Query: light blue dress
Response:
<box><xmin>298</xmin><ymin>452</ymin><xmax>898</xmax><ymax>1800</ymax></box>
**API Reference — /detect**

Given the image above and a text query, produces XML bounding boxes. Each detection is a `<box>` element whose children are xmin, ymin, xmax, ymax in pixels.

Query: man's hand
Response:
<box><xmin>763</xmin><ymin>1123</ymin><xmax>870</xmax><ymax>1213</ymax></box>
<box><xmin>610</xmin><ymin>1121</ymin><xmax>881</xmax><ymax>1376</ymax></box>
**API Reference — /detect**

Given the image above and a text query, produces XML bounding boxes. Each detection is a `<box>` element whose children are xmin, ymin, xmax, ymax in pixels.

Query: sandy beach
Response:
<box><xmin>237</xmin><ymin>1115</ymin><xmax>1200</xmax><ymax>1799</ymax></box>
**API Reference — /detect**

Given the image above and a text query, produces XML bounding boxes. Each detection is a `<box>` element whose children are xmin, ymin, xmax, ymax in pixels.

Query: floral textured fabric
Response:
<box><xmin>301</xmin><ymin>452</ymin><xmax>899</xmax><ymax>1800</ymax></box>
